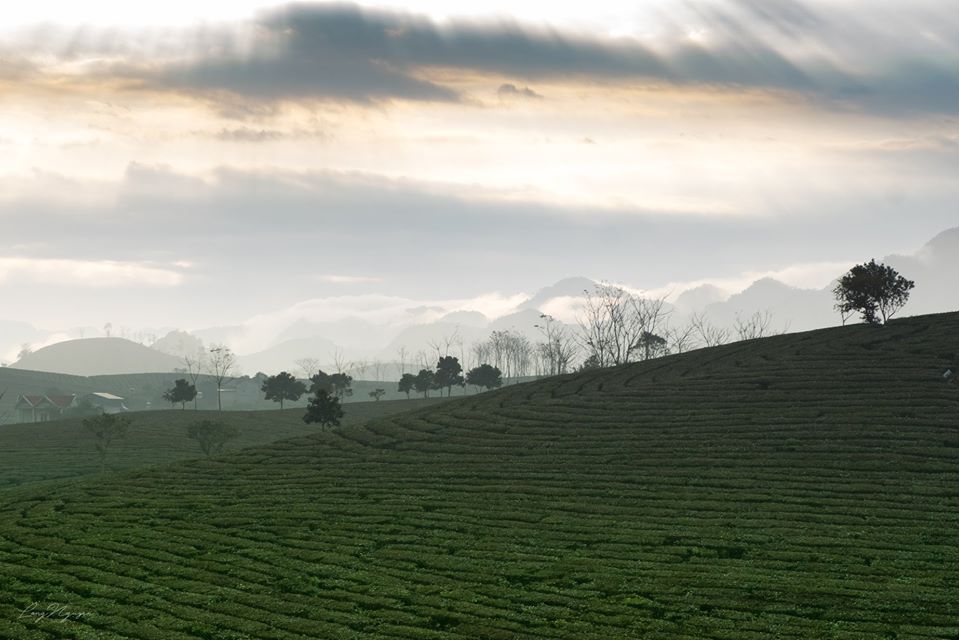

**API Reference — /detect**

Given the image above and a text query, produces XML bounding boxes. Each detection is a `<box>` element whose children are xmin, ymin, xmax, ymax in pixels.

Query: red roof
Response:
<box><xmin>17</xmin><ymin>394</ymin><xmax>75</xmax><ymax>408</ymax></box>
<box><xmin>46</xmin><ymin>395</ymin><xmax>76</xmax><ymax>409</ymax></box>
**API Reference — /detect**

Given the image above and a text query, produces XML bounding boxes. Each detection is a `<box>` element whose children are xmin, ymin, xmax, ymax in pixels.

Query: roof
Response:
<box><xmin>46</xmin><ymin>395</ymin><xmax>76</xmax><ymax>409</ymax></box>
<box><xmin>89</xmin><ymin>392</ymin><xmax>125</xmax><ymax>401</ymax></box>
<box><xmin>15</xmin><ymin>394</ymin><xmax>76</xmax><ymax>409</ymax></box>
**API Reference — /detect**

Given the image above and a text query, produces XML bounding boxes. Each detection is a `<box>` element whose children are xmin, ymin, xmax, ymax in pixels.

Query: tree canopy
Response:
<box><xmin>261</xmin><ymin>371</ymin><xmax>308</xmax><ymax>409</ymax></box>
<box><xmin>309</xmin><ymin>370</ymin><xmax>353</xmax><ymax>399</ymax></box>
<box><xmin>434</xmin><ymin>356</ymin><xmax>464</xmax><ymax>397</ymax></box>
<box><xmin>398</xmin><ymin>373</ymin><xmax>416</xmax><ymax>399</ymax></box>
<box><xmin>466</xmin><ymin>364</ymin><xmax>503</xmax><ymax>391</ymax></box>
<box><xmin>187</xmin><ymin>419</ymin><xmax>239</xmax><ymax>458</ymax></box>
<box><xmin>163</xmin><ymin>378</ymin><xmax>197</xmax><ymax>410</ymax></box>
<box><xmin>413</xmin><ymin>369</ymin><xmax>435</xmax><ymax>398</ymax></box>
<box><xmin>833</xmin><ymin>259</ymin><xmax>915</xmax><ymax>326</ymax></box>
<box><xmin>303</xmin><ymin>388</ymin><xmax>344</xmax><ymax>429</ymax></box>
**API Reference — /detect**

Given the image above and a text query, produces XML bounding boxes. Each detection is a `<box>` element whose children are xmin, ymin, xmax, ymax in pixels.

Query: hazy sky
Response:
<box><xmin>2</xmin><ymin>0</ymin><xmax>957</xmax><ymax>338</ymax></box>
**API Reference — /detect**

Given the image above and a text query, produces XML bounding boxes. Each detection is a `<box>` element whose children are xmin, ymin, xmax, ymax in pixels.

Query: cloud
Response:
<box><xmin>497</xmin><ymin>83</ymin><xmax>542</xmax><ymax>100</ymax></box>
<box><xmin>5</xmin><ymin>2</ymin><xmax>958</xmax><ymax>114</ymax></box>
<box><xmin>0</xmin><ymin>257</ymin><xmax>185</xmax><ymax>288</ymax></box>
<box><xmin>316</xmin><ymin>274</ymin><xmax>382</xmax><ymax>284</ymax></box>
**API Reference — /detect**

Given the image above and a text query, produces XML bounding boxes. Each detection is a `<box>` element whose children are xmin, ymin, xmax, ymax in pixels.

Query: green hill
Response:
<box><xmin>1</xmin><ymin>313</ymin><xmax>958</xmax><ymax>638</ymax></box>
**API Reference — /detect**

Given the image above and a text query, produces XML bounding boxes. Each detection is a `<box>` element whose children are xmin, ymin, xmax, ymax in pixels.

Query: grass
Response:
<box><xmin>0</xmin><ymin>312</ymin><xmax>958</xmax><ymax>638</ymax></box>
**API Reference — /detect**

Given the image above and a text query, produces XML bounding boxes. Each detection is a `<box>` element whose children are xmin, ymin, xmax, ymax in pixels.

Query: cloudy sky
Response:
<box><xmin>2</xmin><ymin>0</ymin><xmax>957</xmax><ymax>346</ymax></box>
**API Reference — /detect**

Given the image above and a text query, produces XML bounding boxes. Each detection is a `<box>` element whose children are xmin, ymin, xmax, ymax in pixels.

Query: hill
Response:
<box><xmin>0</xmin><ymin>312</ymin><xmax>958</xmax><ymax>637</ymax></box>
<box><xmin>10</xmin><ymin>337</ymin><xmax>184</xmax><ymax>376</ymax></box>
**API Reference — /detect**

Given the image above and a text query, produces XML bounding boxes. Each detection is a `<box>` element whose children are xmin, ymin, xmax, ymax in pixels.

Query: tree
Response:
<box><xmin>261</xmin><ymin>371</ymin><xmax>307</xmax><ymax>409</ymax></box>
<box><xmin>369</xmin><ymin>388</ymin><xmax>386</xmax><ymax>401</ymax></box>
<box><xmin>207</xmin><ymin>344</ymin><xmax>237</xmax><ymax>411</ymax></box>
<box><xmin>833</xmin><ymin>259</ymin><xmax>915</xmax><ymax>326</ymax></box>
<box><xmin>434</xmin><ymin>356</ymin><xmax>464</xmax><ymax>397</ymax></box>
<box><xmin>163</xmin><ymin>378</ymin><xmax>197</xmax><ymax>410</ymax></box>
<box><xmin>413</xmin><ymin>369</ymin><xmax>435</xmax><ymax>398</ymax></box>
<box><xmin>294</xmin><ymin>357</ymin><xmax>321</xmax><ymax>380</ymax></box>
<box><xmin>187</xmin><ymin>419</ymin><xmax>239</xmax><ymax>458</ymax></box>
<box><xmin>82</xmin><ymin>413</ymin><xmax>132</xmax><ymax>472</ymax></box>
<box><xmin>183</xmin><ymin>349</ymin><xmax>206</xmax><ymax>410</ymax></box>
<box><xmin>535</xmin><ymin>314</ymin><xmax>578</xmax><ymax>375</ymax></box>
<box><xmin>398</xmin><ymin>373</ymin><xmax>416</xmax><ymax>399</ymax></box>
<box><xmin>303</xmin><ymin>389</ymin><xmax>343</xmax><ymax>429</ymax></box>
<box><xmin>309</xmin><ymin>370</ymin><xmax>353</xmax><ymax>399</ymax></box>
<box><xmin>466</xmin><ymin>364</ymin><xmax>502</xmax><ymax>392</ymax></box>
<box><xmin>635</xmin><ymin>331</ymin><xmax>668</xmax><ymax>361</ymax></box>
<box><xmin>689</xmin><ymin>311</ymin><xmax>730</xmax><ymax>347</ymax></box>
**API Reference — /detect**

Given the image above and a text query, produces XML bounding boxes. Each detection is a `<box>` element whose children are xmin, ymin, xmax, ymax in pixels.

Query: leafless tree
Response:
<box><xmin>576</xmin><ymin>283</ymin><xmax>670</xmax><ymax>366</ymax></box>
<box><xmin>207</xmin><ymin>344</ymin><xmax>237</xmax><ymax>411</ymax></box>
<box><xmin>395</xmin><ymin>346</ymin><xmax>409</xmax><ymax>377</ymax></box>
<box><xmin>370</xmin><ymin>359</ymin><xmax>386</xmax><ymax>381</ymax></box>
<box><xmin>294</xmin><ymin>357</ymin><xmax>321</xmax><ymax>380</ymax></box>
<box><xmin>535</xmin><ymin>314</ymin><xmax>578</xmax><ymax>375</ymax></box>
<box><xmin>666</xmin><ymin>322</ymin><xmax>698</xmax><ymax>355</ymax></box>
<box><xmin>689</xmin><ymin>311</ymin><xmax>730</xmax><ymax>347</ymax></box>
<box><xmin>183</xmin><ymin>348</ymin><xmax>207</xmax><ymax>410</ymax></box>
<box><xmin>733</xmin><ymin>310</ymin><xmax>777</xmax><ymax>341</ymax></box>
<box><xmin>330</xmin><ymin>348</ymin><xmax>351</xmax><ymax>374</ymax></box>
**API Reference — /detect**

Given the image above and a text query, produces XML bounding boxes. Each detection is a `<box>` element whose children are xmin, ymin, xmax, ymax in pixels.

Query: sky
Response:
<box><xmin>1</xmin><ymin>0</ymin><xmax>957</xmax><ymax>353</ymax></box>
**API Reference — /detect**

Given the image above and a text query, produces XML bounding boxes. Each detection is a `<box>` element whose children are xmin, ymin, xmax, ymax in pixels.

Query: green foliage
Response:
<box><xmin>163</xmin><ymin>378</ymin><xmax>197</xmax><ymax>409</ymax></box>
<box><xmin>434</xmin><ymin>355</ymin><xmax>464</xmax><ymax>397</ymax></box>
<box><xmin>309</xmin><ymin>370</ymin><xmax>353</xmax><ymax>399</ymax></box>
<box><xmin>81</xmin><ymin>412</ymin><xmax>132</xmax><ymax>471</ymax></box>
<box><xmin>368</xmin><ymin>388</ymin><xmax>386</xmax><ymax>401</ymax></box>
<box><xmin>302</xmin><ymin>389</ymin><xmax>343</xmax><ymax>429</ymax></box>
<box><xmin>413</xmin><ymin>368</ymin><xmax>435</xmax><ymax>398</ymax></box>
<box><xmin>465</xmin><ymin>363</ymin><xmax>502</xmax><ymax>391</ymax></box>
<box><xmin>261</xmin><ymin>371</ymin><xmax>308</xmax><ymax>409</ymax></box>
<box><xmin>398</xmin><ymin>373</ymin><xmax>417</xmax><ymax>399</ymax></box>
<box><xmin>833</xmin><ymin>259</ymin><xmax>915</xmax><ymax>325</ymax></box>
<box><xmin>186</xmin><ymin>419</ymin><xmax>239</xmax><ymax>458</ymax></box>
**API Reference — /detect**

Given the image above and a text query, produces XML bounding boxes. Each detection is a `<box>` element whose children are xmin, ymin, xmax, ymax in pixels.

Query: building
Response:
<box><xmin>14</xmin><ymin>394</ymin><xmax>77</xmax><ymax>423</ymax></box>
<box><xmin>82</xmin><ymin>393</ymin><xmax>129</xmax><ymax>414</ymax></box>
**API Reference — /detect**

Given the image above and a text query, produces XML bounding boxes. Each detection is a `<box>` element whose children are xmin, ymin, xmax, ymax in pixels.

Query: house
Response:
<box><xmin>15</xmin><ymin>394</ymin><xmax>77</xmax><ymax>423</ymax></box>
<box><xmin>82</xmin><ymin>393</ymin><xmax>129</xmax><ymax>414</ymax></box>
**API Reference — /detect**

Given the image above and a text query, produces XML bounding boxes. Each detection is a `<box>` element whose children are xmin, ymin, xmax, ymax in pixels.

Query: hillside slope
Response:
<box><xmin>11</xmin><ymin>337</ymin><xmax>184</xmax><ymax>376</ymax></box>
<box><xmin>0</xmin><ymin>313</ymin><xmax>958</xmax><ymax>638</ymax></box>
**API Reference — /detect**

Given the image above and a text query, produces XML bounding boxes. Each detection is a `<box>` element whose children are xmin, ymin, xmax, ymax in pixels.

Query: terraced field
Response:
<box><xmin>1</xmin><ymin>312</ymin><xmax>958</xmax><ymax>639</ymax></box>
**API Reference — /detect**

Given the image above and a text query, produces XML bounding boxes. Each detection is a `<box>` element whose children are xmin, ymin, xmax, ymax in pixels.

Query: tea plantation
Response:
<box><xmin>1</xmin><ymin>312</ymin><xmax>958</xmax><ymax>639</ymax></box>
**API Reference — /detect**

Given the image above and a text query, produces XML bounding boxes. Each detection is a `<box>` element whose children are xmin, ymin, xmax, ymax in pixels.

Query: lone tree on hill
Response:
<box><xmin>83</xmin><ymin>413</ymin><xmax>132</xmax><ymax>472</ymax></box>
<box><xmin>309</xmin><ymin>370</ymin><xmax>353</xmax><ymax>400</ymax></box>
<box><xmin>466</xmin><ymin>364</ymin><xmax>503</xmax><ymax>392</ymax></box>
<box><xmin>187</xmin><ymin>419</ymin><xmax>239</xmax><ymax>458</ymax></box>
<box><xmin>413</xmin><ymin>369</ymin><xmax>435</xmax><ymax>398</ymax></box>
<box><xmin>303</xmin><ymin>388</ymin><xmax>343</xmax><ymax>429</ymax></box>
<box><xmin>398</xmin><ymin>373</ymin><xmax>416</xmax><ymax>399</ymax></box>
<box><xmin>261</xmin><ymin>371</ymin><xmax>307</xmax><ymax>409</ymax></box>
<box><xmin>434</xmin><ymin>356</ymin><xmax>465</xmax><ymax>397</ymax></box>
<box><xmin>833</xmin><ymin>259</ymin><xmax>915</xmax><ymax>326</ymax></box>
<box><xmin>163</xmin><ymin>378</ymin><xmax>197</xmax><ymax>410</ymax></box>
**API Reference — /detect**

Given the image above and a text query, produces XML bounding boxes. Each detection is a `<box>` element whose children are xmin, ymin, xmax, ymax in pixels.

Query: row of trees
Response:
<box><xmin>398</xmin><ymin>359</ymin><xmax>503</xmax><ymax>398</ymax></box>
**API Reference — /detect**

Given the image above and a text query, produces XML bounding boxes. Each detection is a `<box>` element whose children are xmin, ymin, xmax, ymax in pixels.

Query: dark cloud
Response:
<box><xmin>6</xmin><ymin>2</ymin><xmax>959</xmax><ymax>114</ymax></box>
<box><xmin>497</xmin><ymin>83</ymin><xmax>542</xmax><ymax>99</ymax></box>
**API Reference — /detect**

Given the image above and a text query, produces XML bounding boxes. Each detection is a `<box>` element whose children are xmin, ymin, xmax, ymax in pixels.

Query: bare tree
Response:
<box><xmin>370</xmin><ymin>359</ymin><xmax>386</xmax><ymax>382</ymax></box>
<box><xmin>535</xmin><ymin>314</ymin><xmax>578</xmax><ymax>375</ymax></box>
<box><xmin>331</xmin><ymin>348</ymin><xmax>351</xmax><ymax>375</ymax></box>
<box><xmin>183</xmin><ymin>348</ymin><xmax>207</xmax><ymax>410</ymax></box>
<box><xmin>689</xmin><ymin>311</ymin><xmax>730</xmax><ymax>347</ymax></box>
<box><xmin>576</xmin><ymin>283</ymin><xmax>670</xmax><ymax>366</ymax></box>
<box><xmin>294</xmin><ymin>357</ymin><xmax>321</xmax><ymax>380</ymax></box>
<box><xmin>666</xmin><ymin>322</ymin><xmax>698</xmax><ymax>355</ymax></box>
<box><xmin>395</xmin><ymin>346</ymin><xmax>409</xmax><ymax>377</ymax></box>
<box><xmin>207</xmin><ymin>344</ymin><xmax>237</xmax><ymax>411</ymax></box>
<box><xmin>733</xmin><ymin>310</ymin><xmax>777</xmax><ymax>341</ymax></box>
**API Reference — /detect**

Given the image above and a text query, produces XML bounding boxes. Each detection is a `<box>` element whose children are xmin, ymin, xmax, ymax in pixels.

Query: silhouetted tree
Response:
<box><xmin>83</xmin><ymin>413</ymin><xmax>132</xmax><ymax>472</ymax></box>
<box><xmin>833</xmin><ymin>259</ymin><xmax>915</xmax><ymax>326</ymax></box>
<box><xmin>398</xmin><ymin>373</ymin><xmax>416</xmax><ymax>399</ymax></box>
<box><xmin>261</xmin><ymin>371</ymin><xmax>307</xmax><ymax>409</ymax></box>
<box><xmin>635</xmin><ymin>331</ymin><xmax>668</xmax><ymax>361</ymax></box>
<box><xmin>309</xmin><ymin>370</ymin><xmax>353</xmax><ymax>399</ymax></box>
<box><xmin>303</xmin><ymin>389</ymin><xmax>343</xmax><ymax>429</ymax></box>
<box><xmin>183</xmin><ymin>349</ymin><xmax>206</xmax><ymax>409</ymax></box>
<box><xmin>163</xmin><ymin>378</ymin><xmax>197</xmax><ymax>410</ymax></box>
<box><xmin>187</xmin><ymin>419</ymin><xmax>238</xmax><ymax>458</ymax></box>
<box><xmin>434</xmin><ymin>356</ymin><xmax>464</xmax><ymax>397</ymax></box>
<box><xmin>414</xmin><ymin>369</ymin><xmax>435</xmax><ymax>398</ymax></box>
<box><xmin>369</xmin><ymin>388</ymin><xmax>386</xmax><ymax>401</ymax></box>
<box><xmin>466</xmin><ymin>364</ymin><xmax>502</xmax><ymax>392</ymax></box>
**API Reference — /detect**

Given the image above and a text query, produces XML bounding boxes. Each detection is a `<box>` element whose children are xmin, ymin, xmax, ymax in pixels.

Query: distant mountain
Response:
<box><xmin>237</xmin><ymin>336</ymin><xmax>339</xmax><ymax>376</ymax></box>
<box><xmin>519</xmin><ymin>277</ymin><xmax>596</xmax><ymax>310</ymax></box>
<box><xmin>10</xmin><ymin>338</ymin><xmax>184</xmax><ymax>376</ymax></box>
<box><xmin>673</xmin><ymin>284</ymin><xmax>727</xmax><ymax>312</ymax></box>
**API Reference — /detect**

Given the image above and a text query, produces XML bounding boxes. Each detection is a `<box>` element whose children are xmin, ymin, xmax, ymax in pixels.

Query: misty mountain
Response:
<box><xmin>519</xmin><ymin>276</ymin><xmax>596</xmax><ymax>310</ymax></box>
<box><xmin>237</xmin><ymin>336</ymin><xmax>341</xmax><ymax>376</ymax></box>
<box><xmin>10</xmin><ymin>338</ymin><xmax>184</xmax><ymax>376</ymax></box>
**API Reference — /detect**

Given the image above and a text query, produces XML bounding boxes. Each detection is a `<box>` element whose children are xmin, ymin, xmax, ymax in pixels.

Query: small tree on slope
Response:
<box><xmin>833</xmin><ymin>259</ymin><xmax>915</xmax><ymax>326</ymax></box>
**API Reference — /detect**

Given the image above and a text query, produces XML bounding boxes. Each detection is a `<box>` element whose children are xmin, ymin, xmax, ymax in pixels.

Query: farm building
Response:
<box><xmin>82</xmin><ymin>392</ymin><xmax>129</xmax><ymax>414</ymax></box>
<box><xmin>14</xmin><ymin>394</ymin><xmax>77</xmax><ymax>423</ymax></box>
